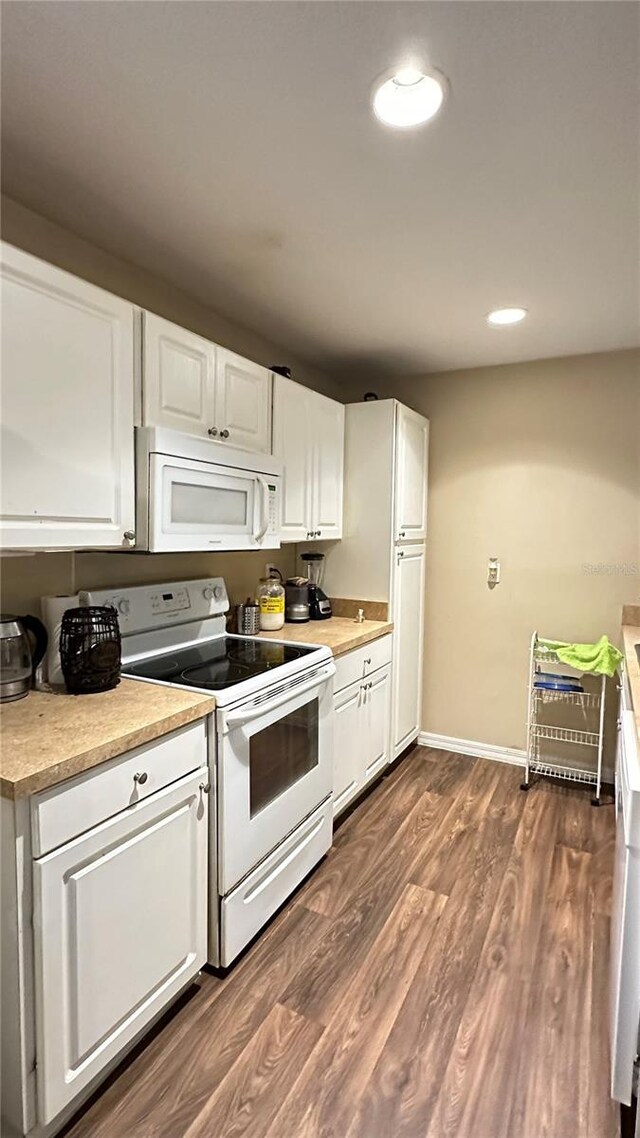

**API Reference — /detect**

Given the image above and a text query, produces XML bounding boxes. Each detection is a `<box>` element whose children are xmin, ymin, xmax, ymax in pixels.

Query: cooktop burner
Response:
<box><xmin>123</xmin><ymin>636</ymin><xmax>315</xmax><ymax>691</ymax></box>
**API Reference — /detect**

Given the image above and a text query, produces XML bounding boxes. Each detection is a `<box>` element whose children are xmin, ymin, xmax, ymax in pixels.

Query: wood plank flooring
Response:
<box><xmin>62</xmin><ymin>747</ymin><xmax>619</xmax><ymax>1138</ymax></box>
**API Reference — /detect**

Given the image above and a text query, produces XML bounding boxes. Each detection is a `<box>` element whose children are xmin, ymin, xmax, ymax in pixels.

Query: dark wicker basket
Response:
<box><xmin>60</xmin><ymin>606</ymin><xmax>121</xmax><ymax>694</ymax></box>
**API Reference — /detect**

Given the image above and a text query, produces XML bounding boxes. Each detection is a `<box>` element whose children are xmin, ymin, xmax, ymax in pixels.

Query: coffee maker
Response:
<box><xmin>300</xmin><ymin>552</ymin><xmax>332</xmax><ymax>620</ymax></box>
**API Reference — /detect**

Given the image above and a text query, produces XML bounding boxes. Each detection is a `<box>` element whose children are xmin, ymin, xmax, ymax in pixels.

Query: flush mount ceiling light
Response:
<box><xmin>486</xmin><ymin>307</ymin><xmax>528</xmax><ymax>326</ymax></box>
<box><xmin>372</xmin><ymin>66</ymin><xmax>447</xmax><ymax>128</ymax></box>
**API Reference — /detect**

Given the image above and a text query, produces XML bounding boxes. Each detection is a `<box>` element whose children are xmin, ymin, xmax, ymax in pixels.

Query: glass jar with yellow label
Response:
<box><xmin>257</xmin><ymin>575</ymin><xmax>285</xmax><ymax>631</ymax></box>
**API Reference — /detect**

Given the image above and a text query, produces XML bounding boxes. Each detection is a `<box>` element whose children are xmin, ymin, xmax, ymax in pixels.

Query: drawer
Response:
<box><xmin>220</xmin><ymin>798</ymin><xmax>332</xmax><ymax>966</ymax></box>
<box><xmin>32</xmin><ymin>720</ymin><xmax>208</xmax><ymax>857</ymax></box>
<box><xmin>333</xmin><ymin>633</ymin><xmax>393</xmax><ymax>694</ymax></box>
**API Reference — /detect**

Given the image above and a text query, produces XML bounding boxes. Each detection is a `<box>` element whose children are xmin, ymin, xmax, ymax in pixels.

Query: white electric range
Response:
<box><xmin>80</xmin><ymin>577</ymin><xmax>335</xmax><ymax>966</ymax></box>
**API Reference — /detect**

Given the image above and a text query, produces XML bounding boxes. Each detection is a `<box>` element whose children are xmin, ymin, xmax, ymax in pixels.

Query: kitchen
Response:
<box><xmin>0</xmin><ymin>3</ymin><xmax>639</xmax><ymax>1137</ymax></box>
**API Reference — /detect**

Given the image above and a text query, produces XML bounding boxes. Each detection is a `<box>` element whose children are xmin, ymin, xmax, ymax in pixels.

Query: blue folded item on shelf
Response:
<box><xmin>533</xmin><ymin>672</ymin><xmax>584</xmax><ymax>693</ymax></box>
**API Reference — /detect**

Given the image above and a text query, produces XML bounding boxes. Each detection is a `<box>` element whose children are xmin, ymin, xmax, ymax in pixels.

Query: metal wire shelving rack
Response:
<box><xmin>521</xmin><ymin>631</ymin><xmax>606</xmax><ymax>805</ymax></box>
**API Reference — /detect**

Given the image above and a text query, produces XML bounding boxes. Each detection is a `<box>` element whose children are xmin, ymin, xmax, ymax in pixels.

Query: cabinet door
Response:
<box><xmin>1</xmin><ymin>243</ymin><xmax>135</xmax><ymax>549</ymax></box>
<box><xmin>311</xmin><ymin>390</ymin><xmax>344</xmax><ymax>540</ymax></box>
<box><xmin>392</xmin><ymin>544</ymin><xmax>426</xmax><ymax>757</ymax></box>
<box><xmin>143</xmin><ymin>311</ymin><xmax>216</xmax><ymax>438</ymax></box>
<box><xmin>33</xmin><ymin>768</ymin><xmax>208</xmax><ymax>1125</ymax></box>
<box><xmin>363</xmin><ymin>664</ymin><xmax>392</xmax><ymax>785</ymax></box>
<box><xmin>394</xmin><ymin>404</ymin><xmax>429</xmax><ymax>544</ymax></box>
<box><xmin>272</xmin><ymin>375</ymin><xmax>313</xmax><ymax>541</ymax></box>
<box><xmin>215</xmin><ymin>348</ymin><xmax>272</xmax><ymax>454</ymax></box>
<box><xmin>333</xmin><ymin>679</ymin><xmax>363</xmax><ymax>818</ymax></box>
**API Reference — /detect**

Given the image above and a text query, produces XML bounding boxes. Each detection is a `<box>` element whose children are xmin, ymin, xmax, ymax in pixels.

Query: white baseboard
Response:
<box><xmin>418</xmin><ymin>732</ymin><xmax>526</xmax><ymax>767</ymax></box>
<box><xmin>417</xmin><ymin>731</ymin><xmax>614</xmax><ymax>784</ymax></box>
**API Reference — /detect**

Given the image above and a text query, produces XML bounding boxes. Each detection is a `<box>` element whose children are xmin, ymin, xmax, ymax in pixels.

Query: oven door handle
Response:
<box><xmin>222</xmin><ymin>665</ymin><xmax>335</xmax><ymax>728</ymax></box>
<box><xmin>254</xmin><ymin>477</ymin><xmax>270</xmax><ymax>543</ymax></box>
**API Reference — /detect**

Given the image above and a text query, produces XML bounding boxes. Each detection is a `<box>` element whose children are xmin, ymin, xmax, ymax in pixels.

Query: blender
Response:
<box><xmin>300</xmin><ymin>552</ymin><xmax>332</xmax><ymax>620</ymax></box>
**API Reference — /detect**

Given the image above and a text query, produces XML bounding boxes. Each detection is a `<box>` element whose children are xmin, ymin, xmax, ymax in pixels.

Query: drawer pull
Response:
<box><xmin>133</xmin><ymin>771</ymin><xmax>148</xmax><ymax>785</ymax></box>
<box><xmin>199</xmin><ymin>781</ymin><xmax>211</xmax><ymax>794</ymax></box>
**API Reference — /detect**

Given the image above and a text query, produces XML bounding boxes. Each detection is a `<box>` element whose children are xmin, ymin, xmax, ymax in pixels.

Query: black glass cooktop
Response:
<box><xmin>123</xmin><ymin>637</ymin><xmax>315</xmax><ymax>691</ymax></box>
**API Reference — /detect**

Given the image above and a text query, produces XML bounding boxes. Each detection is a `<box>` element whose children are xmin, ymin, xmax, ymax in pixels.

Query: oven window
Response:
<box><xmin>171</xmin><ymin>481</ymin><xmax>248</xmax><ymax>527</ymax></box>
<box><xmin>249</xmin><ymin>698</ymin><xmax>319</xmax><ymax>816</ymax></box>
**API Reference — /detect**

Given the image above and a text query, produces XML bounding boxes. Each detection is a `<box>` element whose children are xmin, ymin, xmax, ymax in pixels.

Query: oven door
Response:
<box><xmin>148</xmin><ymin>452</ymin><xmax>278</xmax><ymax>551</ymax></box>
<box><xmin>216</xmin><ymin>664</ymin><xmax>335</xmax><ymax>894</ymax></box>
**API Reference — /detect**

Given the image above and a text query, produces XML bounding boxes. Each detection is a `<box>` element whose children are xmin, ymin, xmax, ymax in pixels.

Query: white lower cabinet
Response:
<box><xmin>33</xmin><ymin>765</ymin><xmax>208</xmax><ymax>1125</ymax></box>
<box><xmin>333</xmin><ymin>651</ymin><xmax>392</xmax><ymax>819</ymax></box>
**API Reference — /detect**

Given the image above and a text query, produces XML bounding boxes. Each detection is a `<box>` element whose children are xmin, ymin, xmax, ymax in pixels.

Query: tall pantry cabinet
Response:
<box><xmin>324</xmin><ymin>400</ymin><xmax>429</xmax><ymax>759</ymax></box>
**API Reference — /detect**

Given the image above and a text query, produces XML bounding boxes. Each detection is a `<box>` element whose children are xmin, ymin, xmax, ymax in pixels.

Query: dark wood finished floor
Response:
<box><xmin>63</xmin><ymin>748</ymin><xmax>618</xmax><ymax>1138</ymax></box>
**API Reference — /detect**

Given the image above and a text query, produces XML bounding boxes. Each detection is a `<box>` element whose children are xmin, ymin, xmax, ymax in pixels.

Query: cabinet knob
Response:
<box><xmin>133</xmin><ymin>771</ymin><xmax>148</xmax><ymax>785</ymax></box>
<box><xmin>220</xmin><ymin>429</ymin><xmax>230</xmax><ymax>439</ymax></box>
<box><xmin>199</xmin><ymin>781</ymin><xmax>211</xmax><ymax>794</ymax></box>
<box><xmin>316</xmin><ymin>530</ymin><xmax>322</xmax><ymax>537</ymax></box>
<box><xmin>123</xmin><ymin>530</ymin><xmax>136</xmax><ymax>546</ymax></box>
<box><xmin>208</xmin><ymin>427</ymin><xmax>218</xmax><ymax>437</ymax></box>
<box><xmin>398</xmin><ymin>551</ymin><xmax>405</xmax><ymax>559</ymax></box>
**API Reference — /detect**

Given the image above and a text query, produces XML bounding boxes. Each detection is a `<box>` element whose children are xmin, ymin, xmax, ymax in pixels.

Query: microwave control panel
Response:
<box><xmin>267</xmin><ymin>483</ymin><xmax>278</xmax><ymax>534</ymax></box>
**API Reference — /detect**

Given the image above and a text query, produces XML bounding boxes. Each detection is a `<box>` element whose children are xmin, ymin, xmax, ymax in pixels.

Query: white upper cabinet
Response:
<box><xmin>143</xmin><ymin>312</ymin><xmax>216</xmax><ymax>438</ymax></box>
<box><xmin>273</xmin><ymin>375</ymin><xmax>344</xmax><ymax>542</ymax></box>
<box><xmin>394</xmin><ymin>403</ymin><xmax>429</xmax><ymax>544</ymax></box>
<box><xmin>0</xmin><ymin>243</ymin><xmax>136</xmax><ymax>550</ymax></box>
<box><xmin>272</xmin><ymin>374</ymin><xmax>312</xmax><ymax>540</ymax></box>
<box><xmin>215</xmin><ymin>347</ymin><xmax>272</xmax><ymax>454</ymax></box>
<box><xmin>142</xmin><ymin>313</ymin><xmax>272</xmax><ymax>454</ymax></box>
<box><xmin>312</xmin><ymin>394</ymin><xmax>345</xmax><ymax>541</ymax></box>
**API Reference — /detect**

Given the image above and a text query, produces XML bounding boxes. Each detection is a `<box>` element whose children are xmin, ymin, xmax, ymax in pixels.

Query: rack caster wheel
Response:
<box><xmin>520</xmin><ymin>783</ymin><xmax>530</xmax><ymax>792</ymax></box>
<box><xmin>590</xmin><ymin>797</ymin><xmax>601</xmax><ymax>807</ymax></box>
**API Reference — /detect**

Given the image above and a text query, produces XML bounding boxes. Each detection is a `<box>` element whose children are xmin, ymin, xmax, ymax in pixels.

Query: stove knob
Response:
<box><xmin>117</xmin><ymin>598</ymin><xmax>130</xmax><ymax>617</ymax></box>
<box><xmin>202</xmin><ymin>586</ymin><xmax>215</xmax><ymax>601</ymax></box>
<box><xmin>213</xmin><ymin>585</ymin><xmax>224</xmax><ymax>599</ymax></box>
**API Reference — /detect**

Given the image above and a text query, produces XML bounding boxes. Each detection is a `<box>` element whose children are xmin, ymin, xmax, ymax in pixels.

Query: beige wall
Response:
<box><xmin>0</xmin><ymin>548</ymin><xmax>296</xmax><ymax>621</ymax></box>
<box><xmin>0</xmin><ymin>195</ymin><xmax>342</xmax><ymax>402</ymax></box>
<box><xmin>357</xmin><ymin>349</ymin><xmax>640</xmax><ymax>753</ymax></box>
<box><xmin>0</xmin><ymin>195</ymin><xmax>334</xmax><ymax>615</ymax></box>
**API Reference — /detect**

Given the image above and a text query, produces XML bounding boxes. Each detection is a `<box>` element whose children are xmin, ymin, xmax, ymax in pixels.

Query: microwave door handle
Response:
<box><xmin>254</xmin><ymin>477</ymin><xmax>270</xmax><ymax>543</ymax></box>
<box><xmin>223</xmin><ymin>665</ymin><xmax>335</xmax><ymax>728</ymax></box>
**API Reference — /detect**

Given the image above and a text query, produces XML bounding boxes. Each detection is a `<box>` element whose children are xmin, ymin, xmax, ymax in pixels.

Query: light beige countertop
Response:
<box><xmin>0</xmin><ymin>680</ymin><xmax>215</xmax><ymax>799</ymax></box>
<box><xmin>0</xmin><ymin>618</ymin><xmax>392</xmax><ymax>800</ymax></box>
<box><xmin>621</xmin><ymin>621</ymin><xmax>640</xmax><ymax>742</ymax></box>
<box><xmin>258</xmin><ymin>616</ymin><xmax>394</xmax><ymax>657</ymax></box>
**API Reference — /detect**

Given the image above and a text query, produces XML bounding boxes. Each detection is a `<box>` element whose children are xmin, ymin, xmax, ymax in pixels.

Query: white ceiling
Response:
<box><xmin>2</xmin><ymin>1</ymin><xmax>639</xmax><ymax>379</ymax></box>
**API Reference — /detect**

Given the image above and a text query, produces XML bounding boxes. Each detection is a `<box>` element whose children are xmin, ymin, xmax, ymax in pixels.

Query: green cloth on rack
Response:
<box><xmin>537</xmin><ymin>635</ymin><xmax>623</xmax><ymax>678</ymax></box>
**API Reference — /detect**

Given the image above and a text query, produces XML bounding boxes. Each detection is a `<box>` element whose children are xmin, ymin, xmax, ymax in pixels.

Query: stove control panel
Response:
<box><xmin>150</xmin><ymin>587</ymin><xmax>191</xmax><ymax>616</ymax></box>
<box><xmin>79</xmin><ymin>578</ymin><xmax>229</xmax><ymax>636</ymax></box>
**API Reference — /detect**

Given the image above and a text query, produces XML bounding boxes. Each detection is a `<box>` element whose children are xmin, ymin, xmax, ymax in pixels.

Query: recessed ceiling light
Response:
<box><xmin>372</xmin><ymin>67</ymin><xmax>447</xmax><ymax>129</ymax></box>
<box><xmin>486</xmin><ymin>307</ymin><xmax>528</xmax><ymax>326</ymax></box>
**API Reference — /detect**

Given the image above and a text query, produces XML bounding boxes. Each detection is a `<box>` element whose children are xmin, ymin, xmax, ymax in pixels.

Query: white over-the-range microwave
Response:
<box><xmin>134</xmin><ymin>427</ymin><xmax>282</xmax><ymax>551</ymax></box>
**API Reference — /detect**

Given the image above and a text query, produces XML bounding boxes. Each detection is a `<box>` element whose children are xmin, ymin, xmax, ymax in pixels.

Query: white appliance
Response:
<box><xmin>323</xmin><ymin>399</ymin><xmax>429</xmax><ymax>759</ymax></box>
<box><xmin>79</xmin><ymin>578</ymin><xmax>335</xmax><ymax>967</ymax></box>
<box><xmin>135</xmin><ymin>426</ymin><xmax>282</xmax><ymax>551</ymax></box>
<box><xmin>610</xmin><ymin>673</ymin><xmax>640</xmax><ymax>1112</ymax></box>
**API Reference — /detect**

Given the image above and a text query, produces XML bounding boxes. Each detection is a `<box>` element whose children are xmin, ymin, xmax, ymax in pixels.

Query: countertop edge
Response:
<box><xmin>1</xmin><ymin>622</ymin><xmax>393</xmax><ymax>800</ymax></box>
<box><xmin>621</xmin><ymin>623</ymin><xmax>640</xmax><ymax>744</ymax></box>
<box><xmin>2</xmin><ymin>699</ymin><xmax>215</xmax><ymax>800</ymax></box>
<box><xmin>331</xmin><ymin>623</ymin><xmax>394</xmax><ymax>657</ymax></box>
